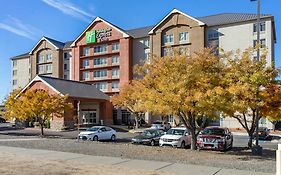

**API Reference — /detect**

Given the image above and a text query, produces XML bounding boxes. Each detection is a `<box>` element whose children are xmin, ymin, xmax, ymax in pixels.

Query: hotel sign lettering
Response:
<box><xmin>86</xmin><ymin>28</ymin><xmax>112</xmax><ymax>44</ymax></box>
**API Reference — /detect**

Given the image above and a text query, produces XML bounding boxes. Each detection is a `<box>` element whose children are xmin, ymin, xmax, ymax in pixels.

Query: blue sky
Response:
<box><xmin>0</xmin><ymin>0</ymin><xmax>280</xmax><ymax>103</ymax></box>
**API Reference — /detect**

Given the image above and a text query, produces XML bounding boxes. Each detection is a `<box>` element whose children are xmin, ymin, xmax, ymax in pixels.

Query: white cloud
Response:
<box><xmin>0</xmin><ymin>16</ymin><xmax>43</xmax><ymax>40</ymax></box>
<box><xmin>41</xmin><ymin>0</ymin><xmax>95</xmax><ymax>22</ymax></box>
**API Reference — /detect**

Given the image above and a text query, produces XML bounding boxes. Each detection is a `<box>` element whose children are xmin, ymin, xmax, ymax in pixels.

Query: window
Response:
<box><xmin>13</xmin><ymin>60</ymin><xmax>17</xmax><ymax>67</ymax></box>
<box><xmin>253</xmin><ymin>22</ymin><xmax>266</xmax><ymax>33</ymax></box>
<box><xmin>144</xmin><ymin>52</ymin><xmax>149</xmax><ymax>60</ymax></box>
<box><xmin>94</xmin><ymin>70</ymin><xmax>107</xmax><ymax>78</ymax></box>
<box><xmin>112</xmin><ymin>81</ymin><xmax>119</xmax><ymax>90</ymax></box>
<box><xmin>112</xmin><ymin>43</ymin><xmax>120</xmax><ymax>52</ymax></box>
<box><xmin>46</xmin><ymin>54</ymin><xmax>52</xmax><ymax>62</ymax></box>
<box><xmin>112</xmin><ymin>56</ymin><xmax>119</xmax><ymax>64</ymax></box>
<box><xmin>208</xmin><ymin>30</ymin><xmax>219</xmax><ymax>41</ymax></box>
<box><xmin>179</xmin><ymin>32</ymin><xmax>189</xmax><ymax>43</ymax></box>
<box><xmin>83</xmin><ymin>47</ymin><xmax>90</xmax><ymax>56</ymax></box>
<box><xmin>38</xmin><ymin>65</ymin><xmax>45</xmax><ymax>74</ymax></box>
<box><xmin>12</xmin><ymin>70</ymin><xmax>17</xmax><ymax>76</ymax></box>
<box><xmin>64</xmin><ymin>74</ymin><xmax>68</xmax><ymax>79</ymax></box>
<box><xmin>82</xmin><ymin>71</ymin><xmax>90</xmax><ymax>80</ymax></box>
<box><xmin>46</xmin><ymin>64</ymin><xmax>52</xmax><ymax>73</ymax></box>
<box><xmin>254</xmin><ymin>39</ymin><xmax>266</xmax><ymax>48</ymax></box>
<box><xmin>64</xmin><ymin>52</ymin><xmax>68</xmax><ymax>59</ymax></box>
<box><xmin>12</xmin><ymin>79</ymin><xmax>17</xmax><ymax>86</ymax></box>
<box><xmin>163</xmin><ymin>34</ymin><xmax>174</xmax><ymax>44</ymax></box>
<box><xmin>82</xmin><ymin>59</ymin><xmax>89</xmax><ymax>68</ymax></box>
<box><xmin>94</xmin><ymin>58</ymin><xmax>107</xmax><ymax>66</ymax></box>
<box><xmin>143</xmin><ymin>39</ymin><xmax>150</xmax><ymax>48</ymax></box>
<box><xmin>163</xmin><ymin>47</ymin><xmax>172</xmax><ymax>56</ymax></box>
<box><xmin>94</xmin><ymin>45</ymin><xmax>107</xmax><ymax>54</ymax></box>
<box><xmin>95</xmin><ymin>82</ymin><xmax>108</xmax><ymax>91</ymax></box>
<box><xmin>64</xmin><ymin>63</ymin><xmax>68</xmax><ymax>70</ymax></box>
<box><xmin>38</xmin><ymin>55</ymin><xmax>45</xmax><ymax>63</ymax></box>
<box><xmin>112</xmin><ymin>68</ymin><xmax>119</xmax><ymax>78</ymax></box>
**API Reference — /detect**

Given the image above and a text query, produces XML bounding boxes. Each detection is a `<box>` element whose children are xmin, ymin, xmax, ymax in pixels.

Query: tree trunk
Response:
<box><xmin>134</xmin><ymin>114</ymin><xmax>139</xmax><ymax>129</ymax></box>
<box><xmin>190</xmin><ymin>129</ymin><xmax>197</xmax><ymax>150</ymax></box>
<box><xmin>248</xmin><ymin>133</ymin><xmax>254</xmax><ymax>148</ymax></box>
<box><xmin>40</xmin><ymin>124</ymin><xmax>44</xmax><ymax>136</ymax></box>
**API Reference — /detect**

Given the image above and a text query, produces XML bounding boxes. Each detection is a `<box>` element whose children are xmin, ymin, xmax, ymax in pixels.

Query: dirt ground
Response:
<box><xmin>0</xmin><ymin>151</ymin><xmax>172</xmax><ymax>175</ymax></box>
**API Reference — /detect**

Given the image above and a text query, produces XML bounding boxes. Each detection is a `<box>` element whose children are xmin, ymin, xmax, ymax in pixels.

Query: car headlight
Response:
<box><xmin>160</xmin><ymin>138</ymin><xmax>164</xmax><ymax>141</ymax></box>
<box><xmin>142</xmin><ymin>139</ymin><xmax>150</xmax><ymax>142</ymax></box>
<box><xmin>173</xmin><ymin>138</ymin><xmax>180</xmax><ymax>141</ymax></box>
<box><xmin>217</xmin><ymin>138</ymin><xmax>225</xmax><ymax>142</ymax></box>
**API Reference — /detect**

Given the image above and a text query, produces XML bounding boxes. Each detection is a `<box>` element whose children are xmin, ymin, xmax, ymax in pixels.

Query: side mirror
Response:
<box><xmin>98</xmin><ymin>130</ymin><xmax>102</xmax><ymax>133</ymax></box>
<box><xmin>185</xmin><ymin>133</ymin><xmax>189</xmax><ymax>136</ymax></box>
<box><xmin>164</xmin><ymin>132</ymin><xmax>166</xmax><ymax>135</ymax></box>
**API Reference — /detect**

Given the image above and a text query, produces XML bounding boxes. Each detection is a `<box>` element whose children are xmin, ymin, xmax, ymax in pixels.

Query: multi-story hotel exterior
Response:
<box><xmin>10</xmin><ymin>9</ymin><xmax>276</xmax><ymax>129</ymax></box>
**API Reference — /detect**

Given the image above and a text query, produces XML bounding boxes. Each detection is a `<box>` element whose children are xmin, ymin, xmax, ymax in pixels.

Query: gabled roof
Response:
<box><xmin>10</xmin><ymin>52</ymin><xmax>30</xmax><ymax>60</ymax></box>
<box><xmin>70</xmin><ymin>16</ymin><xmax>130</xmax><ymax>47</ymax></box>
<box><xmin>148</xmin><ymin>9</ymin><xmax>205</xmax><ymax>34</ymax></box>
<box><xmin>197</xmin><ymin>13</ymin><xmax>273</xmax><ymax>27</ymax></box>
<box><xmin>29</xmin><ymin>36</ymin><xmax>65</xmax><ymax>54</ymax></box>
<box><xmin>20</xmin><ymin>75</ymin><xmax>109</xmax><ymax>100</ymax></box>
<box><xmin>126</xmin><ymin>26</ymin><xmax>154</xmax><ymax>39</ymax></box>
<box><xmin>63</xmin><ymin>40</ymin><xmax>74</xmax><ymax>49</ymax></box>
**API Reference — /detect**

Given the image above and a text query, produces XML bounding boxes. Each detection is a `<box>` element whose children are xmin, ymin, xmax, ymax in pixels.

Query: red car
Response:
<box><xmin>197</xmin><ymin>127</ymin><xmax>233</xmax><ymax>151</ymax></box>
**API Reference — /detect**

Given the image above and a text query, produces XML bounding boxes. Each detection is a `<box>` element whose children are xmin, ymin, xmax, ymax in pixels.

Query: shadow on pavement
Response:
<box><xmin>225</xmin><ymin>147</ymin><xmax>276</xmax><ymax>161</ymax></box>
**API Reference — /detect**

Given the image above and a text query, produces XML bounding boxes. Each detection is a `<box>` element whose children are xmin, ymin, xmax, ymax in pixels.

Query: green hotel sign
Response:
<box><xmin>86</xmin><ymin>28</ymin><xmax>112</xmax><ymax>44</ymax></box>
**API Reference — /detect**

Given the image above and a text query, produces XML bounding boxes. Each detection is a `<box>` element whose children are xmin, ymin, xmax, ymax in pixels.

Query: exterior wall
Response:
<box><xmin>150</xmin><ymin>13</ymin><xmax>205</xmax><ymax>57</ymax></box>
<box><xmin>72</xmin><ymin>20</ymin><xmax>132</xmax><ymax>94</ymax></box>
<box><xmin>221</xmin><ymin>117</ymin><xmax>274</xmax><ymax>130</ymax></box>
<box><xmin>206</xmin><ymin>18</ymin><xmax>274</xmax><ymax>67</ymax></box>
<box><xmin>11</xmin><ymin>57</ymin><xmax>31</xmax><ymax>90</ymax></box>
<box><xmin>63</xmin><ymin>49</ymin><xmax>71</xmax><ymax>80</ymax></box>
<box><xmin>30</xmin><ymin>40</ymin><xmax>63</xmax><ymax>79</ymax></box>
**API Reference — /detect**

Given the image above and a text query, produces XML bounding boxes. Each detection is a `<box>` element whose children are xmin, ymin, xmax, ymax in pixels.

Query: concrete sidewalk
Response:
<box><xmin>0</xmin><ymin>145</ymin><xmax>274</xmax><ymax>175</ymax></box>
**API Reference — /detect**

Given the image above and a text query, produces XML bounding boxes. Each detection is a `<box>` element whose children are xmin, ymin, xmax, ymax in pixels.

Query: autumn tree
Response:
<box><xmin>221</xmin><ymin>48</ymin><xmax>279</xmax><ymax>148</ymax></box>
<box><xmin>135</xmin><ymin>49</ymin><xmax>226</xmax><ymax>150</ymax></box>
<box><xmin>5</xmin><ymin>89</ymin><xmax>72</xmax><ymax>136</ymax></box>
<box><xmin>111</xmin><ymin>80</ymin><xmax>146</xmax><ymax>129</ymax></box>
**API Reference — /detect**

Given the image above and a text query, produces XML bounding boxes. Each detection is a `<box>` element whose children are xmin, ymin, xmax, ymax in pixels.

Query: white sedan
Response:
<box><xmin>78</xmin><ymin>126</ymin><xmax>117</xmax><ymax>141</ymax></box>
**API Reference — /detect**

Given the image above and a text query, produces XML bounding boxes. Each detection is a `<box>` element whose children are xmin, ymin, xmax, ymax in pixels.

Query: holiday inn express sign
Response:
<box><xmin>86</xmin><ymin>28</ymin><xmax>112</xmax><ymax>44</ymax></box>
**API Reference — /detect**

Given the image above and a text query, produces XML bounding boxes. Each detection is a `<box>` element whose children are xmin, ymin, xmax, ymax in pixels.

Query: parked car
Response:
<box><xmin>0</xmin><ymin>117</ymin><xmax>6</xmax><ymax>123</ymax></box>
<box><xmin>78</xmin><ymin>126</ymin><xmax>117</xmax><ymax>141</ymax></box>
<box><xmin>256</xmin><ymin>127</ymin><xmax>270</xmax><ymax>140</ymax></box>
<box><xmin>197</xmin><ymin>126</ymin><xmax>233</xmax><ymax>151</ymax></box>
<box><xmin>132</xmin><ymin>129</ymin><xmax>164</xmax><ymax>146</ymax></box>
<box><xmin>151</xmin><ymin>120</ymin><xmax>171</xmax><ymax>131</ymax></box>
<box><xmin>159</xmin><ymin>127</ymin><xmax>191</xmax><ymax>148</ymax></box>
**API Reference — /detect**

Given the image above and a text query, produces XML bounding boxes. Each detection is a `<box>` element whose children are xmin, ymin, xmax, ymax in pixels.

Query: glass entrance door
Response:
<box><xmin>82</xmin><ymin>110</ymin><xmax>97</xmax><ymax>124</ymax></box>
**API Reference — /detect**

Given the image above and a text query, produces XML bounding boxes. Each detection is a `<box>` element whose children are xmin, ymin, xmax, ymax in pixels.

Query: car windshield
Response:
<box><xmin>86</xmin><ymin>127</ymin><xmax>100</xmax><ymax>132</ymax></box>
<box><xmin>202</xmin><ymin>128</ymin><xmax>225</xmax><ymax>136</ymax></box>
<box><xmin>166</xmin><ymin>129</ymin><xmax>185</xmax><ymax>136</ymax></box>
<box><xmin>153</xmin><ymin>121</ymin><xmax>162</xmax><ymax>124</ymax></box>
<box><xmin>141</xmin><ymin>130</ymin><xmax>157</xmax><ymax>137</ymax></box>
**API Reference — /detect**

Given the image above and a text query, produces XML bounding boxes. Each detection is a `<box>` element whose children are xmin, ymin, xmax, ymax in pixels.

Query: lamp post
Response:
<box><xmin>251</xmin><ymin>0</ymin><xmax>263</xmax><ymax>156</ymax></box>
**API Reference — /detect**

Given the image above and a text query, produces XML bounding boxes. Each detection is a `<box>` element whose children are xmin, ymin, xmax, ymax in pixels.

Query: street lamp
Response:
<box><xmin>251</xmin><ymin>0</ymin><xmax>263</xmax><ymax>156</ymax></box>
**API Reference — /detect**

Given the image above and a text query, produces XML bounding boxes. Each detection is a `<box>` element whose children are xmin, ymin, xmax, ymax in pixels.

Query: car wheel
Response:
<box><xmin>221</xmin><ymin>142</ymin><xmax>227</xmax><ymax>152</ymax></box>
<box><xmin>150</xmin><ymin>140</ymin><xmax>155</xmax><ymax>146</ymax></box>
<box><xmin>229</xmin><ymin>140</ymin><xmax>233</xmax><ymax>150</ymax></box>
<box><xmin>93</xmin><ymin>136</ymin><xmax>98</xmax><ymax>141</ymax></box>
<box><xmin>180</xmin><ymin>141</ymin><xmax>185</xmax><ymax>149</ymax></box>
<box><xmin>111</xmin><ymin>134</ymin><xmax>116</xmax><ymax>141</ymax></box>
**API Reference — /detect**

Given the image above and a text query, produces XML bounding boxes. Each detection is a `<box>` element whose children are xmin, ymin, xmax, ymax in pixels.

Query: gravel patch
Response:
<box><xmin>0</xmin><ymin>136</ymin><xmax>275</xmax><ymax>173</ymax></box>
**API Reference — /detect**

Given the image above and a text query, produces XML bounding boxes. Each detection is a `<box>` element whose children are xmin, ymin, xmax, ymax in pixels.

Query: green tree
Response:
<box><xmin>5</xmin><ymin>89</ymin><xmax>72</xmax><ymax>136</ymax></box>
<box><xmin>135</xmin><ymin>49</ymin><xmax>225</xmax><ymax>150</ymax></box>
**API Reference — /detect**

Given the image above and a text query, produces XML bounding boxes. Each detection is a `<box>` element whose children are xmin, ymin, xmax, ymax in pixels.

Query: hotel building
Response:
<box><xmin>10</xmin><ymin>9</ymin><xmax>276</xmax><ymax>129</ymax></box>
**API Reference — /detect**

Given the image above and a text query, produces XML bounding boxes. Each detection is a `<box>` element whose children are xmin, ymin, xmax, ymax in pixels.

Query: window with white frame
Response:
<box><xmin>112</xmin><ymin>56</ymin><xmax>119</xmax><ymax>64</ymax></box>
<box><xmin>112</xmin><ymin>68</ymin><xmax>119</xmax><ymax>78</ymax></box>
<box><xmin>94</xmin><ymin>69</ymin><xmax>107</xmax><ymax>78</ymax></box>
<box><xmin>254</xmin><ymin>39</ymin><xmax>266</xmax><ymax>48</ymax></box>
<box><xmin>163</xmin><ymin>34</ymin><xmax>174</xmax><ymax>45</ymax></box>
<box><xmin>45</xmin><ymin>64</ymin><xmax>52</xmax><ymax>73</ymax></box>
<box><xmin>12</xmin><ymin>79</ymin><xmax>17</xmax><ymax>86</ymax></box>
<box><xmin>82</xmin><ymin>59</ymin><xmax>89</xmax><ymax>68</ymax></box>
<box><xmin>208</xmin><ymin>30</ymin><xmax>219</xmax><ymax>41</ymax></box>
<box><xmin>95</xmin><ymin>82</ymin><xmax>108</xmax><ymax>91</ymax></box>
<box><xmin>46</xmin><ymin>54</ymin><xmax>52</xmax><ymax>62</ymax></box>
<box><xmin>163</xmin><ymin>47</ymin><xmax>172</xmax><ymax>56</ymax></box>
<box><xmin>83</xmin><ymin>47</ymin><xmax>90</xmax><ymax>56</ymax></box>
<box><xmin>179</xmin><ymin>32</ymin><xmax>189</xmax><ymax>43</ymax></box>
<box><xmin>112</xmin><ymin>43</ymin><xmax>120</xmax><ymax>52</ymax></box>
<box><xmin>94</xmin><ymin>45</ymin><xmax>107</xmax><ymax>54</ymax></box>
<box><xmin>38</xmin><ymin>55</ymin><xmax>45</xmax><ymax>63</ymax></box>
<box><xmin>143</xmin><ymin>39</ymin><xmax>150</xmax><ymax>48</ymax></box>
<box><xmin>64</xmin><ymin>52</ymin><xmax>68</xmax><ymax>59</ymax></box>
<box><xmin>253</xmin><ymin>22</ymin><xmax>266</xmax><ymax>33</ymax></box>
<box><xmin>38</xmin><ymin>65</ymin><xmax>45</xmax><ymax>74</ymax></box>
<box><xmin>94</xmin><ymin>58</ymin><xmax>107</xmax><ymax>66</ymax></box>
<box><xmin>12</xmin><ymin>60</ymin><xmax>17</xmax><ymax>67</ymax></box>
<box><xmin>12</xmin><ymin>70</ymin><xmax>17</xmax><ymax>76</ymax></box>
<box><xmin>112</xmin><ymin>81</ymin><xmax>119</xmax><ymax>90</ymax></box>
<box><xmin>82</xmin><ymin>71</ymin><xmax>90</xmax><ymax>80</ymax></box>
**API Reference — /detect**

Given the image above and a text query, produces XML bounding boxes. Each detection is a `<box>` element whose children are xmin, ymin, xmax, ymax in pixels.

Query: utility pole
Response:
<box><xmin>251</xmin><ymin>0</ymin><xmax>263</xmax><ymax>156</ymax></box>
